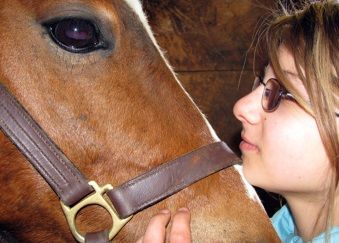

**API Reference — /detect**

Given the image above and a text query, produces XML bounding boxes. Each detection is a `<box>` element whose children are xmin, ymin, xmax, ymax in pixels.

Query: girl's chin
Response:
<box><xmin>241</xmin><ymin>161</ymin><xmax>261</xmax><ymax>186</ymax></box>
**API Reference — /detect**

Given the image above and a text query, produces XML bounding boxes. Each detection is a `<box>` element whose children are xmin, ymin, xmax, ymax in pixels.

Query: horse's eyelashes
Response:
<box><xmin>43</xmin><ymin>18</ymin><xmax>107</xmax><ymax>54</ymax></box>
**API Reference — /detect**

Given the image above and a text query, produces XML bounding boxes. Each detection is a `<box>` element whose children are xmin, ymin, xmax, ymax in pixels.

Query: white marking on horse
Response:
<box><xmin>124</xmin><ymin>1</ymin><xmax>262</xmax><ymax>205</ymax></box>
<box><xmin>124</xmin><ymin>0</ymin><xmax>220</xmax><ymax>142</ymax></box>
<box><xmin>234</xmin><ymin>164</ymin><xmax>264</xmax><ymax>206</ymax></box>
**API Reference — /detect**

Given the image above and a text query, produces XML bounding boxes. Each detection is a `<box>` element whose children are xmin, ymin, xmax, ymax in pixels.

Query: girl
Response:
<box><xmin>139</xmin><ymin>1</ymin><xmax>339</xmax><ymax>242</ymax></box>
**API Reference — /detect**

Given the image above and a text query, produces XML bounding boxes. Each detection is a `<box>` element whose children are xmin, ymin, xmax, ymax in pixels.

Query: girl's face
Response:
<box><xmin>233</xmin><ymin>47</ymin><xmax>332</xmax><ymax>197</ymax></box>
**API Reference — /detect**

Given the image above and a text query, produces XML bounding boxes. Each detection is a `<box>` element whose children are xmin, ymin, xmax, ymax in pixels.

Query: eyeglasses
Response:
<box><xmin>252</xmin><ymin>76</ymin><xmax>339</xmax><ymax>117</ymax></box>
<box><xmin>252</xmin><ymin>76</ymin><xmax>296</xmax><ymax>112</ymax></box>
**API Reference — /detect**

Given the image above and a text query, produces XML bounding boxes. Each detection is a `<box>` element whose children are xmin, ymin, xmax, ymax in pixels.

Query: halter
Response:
<box><xmin>0</xmin><ymin>83</ymin><xmax>240</xmax><ymax>242</ymax></box>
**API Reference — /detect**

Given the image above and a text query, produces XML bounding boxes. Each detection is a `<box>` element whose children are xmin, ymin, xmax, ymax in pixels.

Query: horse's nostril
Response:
<box><xmin>43</xmin><ymin>18</ymin><xmax>107</xmax><ymax>54</ymax></box>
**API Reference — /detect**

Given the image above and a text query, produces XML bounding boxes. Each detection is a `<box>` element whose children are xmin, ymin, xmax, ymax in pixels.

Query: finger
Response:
<box><xmin>142</xmin><ymin>209</ymin><xmax>171</xmax><ymax>243</ymax></box>
<box><xmin>135</xmin><ymin>236</ymin><xmax>143</xmax><ymax>243</ymax></box>
<box><xmin>169</xmin><ymin>208</ymin><xmax>192</xmax><ymax>243</ymax></box>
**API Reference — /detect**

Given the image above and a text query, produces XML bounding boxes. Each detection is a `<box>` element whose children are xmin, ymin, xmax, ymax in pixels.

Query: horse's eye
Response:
<box><xmin>44</xmin><ymin>18</ymin><xmax>105</xmax><ymax>53</ymax></box>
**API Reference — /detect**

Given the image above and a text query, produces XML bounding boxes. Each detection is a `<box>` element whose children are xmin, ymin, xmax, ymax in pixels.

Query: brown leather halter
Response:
<box><xmin>0</xmin><ymin>83</ymin><xmax>240</xmax><ymax>242</ymax></box>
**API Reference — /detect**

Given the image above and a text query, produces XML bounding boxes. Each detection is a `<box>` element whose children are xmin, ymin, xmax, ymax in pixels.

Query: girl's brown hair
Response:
<box><xmin>257</xmin><ymin>0</ymin><xmax>338</xmax><ymax>240</ymax></box>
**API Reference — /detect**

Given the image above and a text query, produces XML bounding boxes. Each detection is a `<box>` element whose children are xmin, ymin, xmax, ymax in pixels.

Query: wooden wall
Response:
<box><xmin>143</xmin><ymin>0</ymin><xmax>280</xmax><ymax>216</ymax></box>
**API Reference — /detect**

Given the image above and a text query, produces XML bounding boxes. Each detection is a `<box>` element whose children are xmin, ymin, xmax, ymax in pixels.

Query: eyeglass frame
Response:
<box><xmin>252</xmin><ymin>76</ymin><xmax>339</xmax><ymax>117</ymax></box>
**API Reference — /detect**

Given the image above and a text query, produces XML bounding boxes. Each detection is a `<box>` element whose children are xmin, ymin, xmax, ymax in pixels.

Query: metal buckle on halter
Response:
<box><xmin>60</xmin><ymin>181</ymin><xmax>132</xmax><ymax>243</ymax></box>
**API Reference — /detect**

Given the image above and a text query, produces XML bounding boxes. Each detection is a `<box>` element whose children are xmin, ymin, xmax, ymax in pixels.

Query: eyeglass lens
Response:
<box><xmin>262</xmin><ymin>79</ymin><xmax>282</xmax><ymax>111</ymax></box>
<box><xmin>252</xmin><ymin>77</ymin><xmax>283</xmax><ymax>111</ymax></box>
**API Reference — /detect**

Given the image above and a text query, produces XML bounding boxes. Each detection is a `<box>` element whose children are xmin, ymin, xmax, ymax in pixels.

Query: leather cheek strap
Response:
<box><xmin>0</xmin><ymin>84</ymin><xmax>93</xmax><ymax>206</ymax></box>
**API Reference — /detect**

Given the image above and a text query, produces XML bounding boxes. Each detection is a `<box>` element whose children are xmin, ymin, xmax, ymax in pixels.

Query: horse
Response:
<box><xmin>0</xmin><ymin>0</ymin><xmax>279</xmax><ymax>242</ymax></box>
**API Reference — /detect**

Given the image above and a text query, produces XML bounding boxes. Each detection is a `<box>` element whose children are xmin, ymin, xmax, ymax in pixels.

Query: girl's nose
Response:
<box><xmin>233</xmin><ymin>87</ymin><xmax>263</xmax><ymax>125</ymax></box>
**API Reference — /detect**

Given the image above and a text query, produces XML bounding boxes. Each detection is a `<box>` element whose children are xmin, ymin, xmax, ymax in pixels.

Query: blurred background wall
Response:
<box><xmin>142</xmin><ymin>0</ymin><xmax>282</xmax><ymax>217</ymax></box>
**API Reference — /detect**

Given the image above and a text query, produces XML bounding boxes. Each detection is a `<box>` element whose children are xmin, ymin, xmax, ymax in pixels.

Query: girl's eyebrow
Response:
<box><xmin>282</xmin><ymin>69</ymin><xmax>298</xmax><ymax>77</ymax></box>
<box><xmin>282</xmin><ymin>69</ymin><xmax>303</xmax><ymax>82</ymax></box>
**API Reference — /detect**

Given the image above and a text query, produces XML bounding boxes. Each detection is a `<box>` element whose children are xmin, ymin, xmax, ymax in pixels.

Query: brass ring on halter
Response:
<box><xmin>60</xmin><ymin>181</ymin><xmax>133</xmax><ymax>243</ymax></box>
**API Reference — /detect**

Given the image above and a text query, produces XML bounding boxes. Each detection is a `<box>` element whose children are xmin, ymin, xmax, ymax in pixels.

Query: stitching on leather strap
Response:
<box><xmin>1</xmin><ymin>88</ymin><xmax>82</xmax><ymax>185</ymax></box>
<box><xmin>0</xmin><ymin>106</ymin><xmax>63</xmax><ymax>192</ymax></box>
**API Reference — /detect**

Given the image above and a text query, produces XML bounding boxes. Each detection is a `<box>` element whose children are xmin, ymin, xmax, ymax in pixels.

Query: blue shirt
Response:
<box><xmin>271</xmin><ymin>205</ymin><xmax>339</xmax><ymax>242</ymax></box>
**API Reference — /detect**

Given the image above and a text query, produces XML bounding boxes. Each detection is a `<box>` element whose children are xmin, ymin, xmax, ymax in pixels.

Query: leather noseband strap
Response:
<box><xmin>108</xmin><ymin>141</ymin><xmax>237</xmax><ymax>218</ymax></box>
<box><xmin>0</xmin><ymin>83</ymin><xmax>240</xmax><ymax>242</ymax></box>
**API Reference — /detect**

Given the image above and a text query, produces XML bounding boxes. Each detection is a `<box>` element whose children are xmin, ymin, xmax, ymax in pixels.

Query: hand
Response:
<box><xmin>137</xmin><ymin>208</ymin><xmax>192</xmax><ymax>243</ymax></box>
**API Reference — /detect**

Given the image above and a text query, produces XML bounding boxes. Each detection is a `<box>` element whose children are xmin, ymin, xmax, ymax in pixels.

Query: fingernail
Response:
<box><xmin>160</xmin><ymin>209</ymin><xmax>170</xmax><ymax>214</ymax></box>
<box><xmin>178</xmin><ymin>207</ymin><xmax>189</xmax><ymax>212</ymax></box>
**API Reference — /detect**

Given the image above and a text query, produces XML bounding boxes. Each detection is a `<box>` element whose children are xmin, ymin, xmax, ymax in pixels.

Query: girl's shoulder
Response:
<box><xmin>312</xmin><ymin>228</ymin><xmax>339</xmax><ymax>242</ymax></box>
<box><xmin>271</xmin><ymin>205</ymin><xmax>297</xmax><ymax>242</ymax></box>
<box><xmin>271</xmin><ymin>205</ymin><xmax>339</xmax><ymax>243</ymax></box>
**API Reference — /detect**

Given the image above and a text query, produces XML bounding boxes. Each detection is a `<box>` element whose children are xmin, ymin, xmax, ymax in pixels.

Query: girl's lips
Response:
<box><xmin>239</xmin><ymin>139</ymin><xmax>259</xmax><ymax>152</ymax></box>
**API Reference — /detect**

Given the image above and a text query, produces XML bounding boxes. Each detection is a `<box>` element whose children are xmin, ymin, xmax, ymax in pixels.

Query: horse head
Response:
<box><xmin>0</xmin><ymin>0</ymin><xmax>278</xmax><ymax>242</ymax></box>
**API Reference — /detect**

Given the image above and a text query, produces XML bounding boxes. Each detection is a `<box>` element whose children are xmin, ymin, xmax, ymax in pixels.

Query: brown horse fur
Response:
<box><xmin>0</xmin><ymin>0</ymin><xmax>279</xmax><ymax>242</ymax></box>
